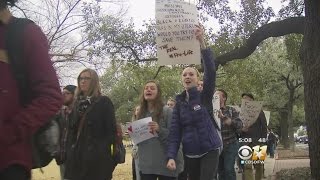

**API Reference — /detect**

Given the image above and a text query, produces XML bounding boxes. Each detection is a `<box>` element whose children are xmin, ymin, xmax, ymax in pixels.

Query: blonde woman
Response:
<box><xmin>166</xmin><ymin>26</ymin><xmax>222</xmax><ymax>180</ymax></box>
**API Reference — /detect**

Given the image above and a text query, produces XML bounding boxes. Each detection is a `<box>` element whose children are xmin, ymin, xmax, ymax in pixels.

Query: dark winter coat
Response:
<box><xmin>241</xmin><ymin>111</ymin><xmax>268</xmax><ymax>146</ymax></box>
<box><xmin>167</xmin><ymin>48</ymin><xmax>222</xmax><ymax>159</ymax></box>
<box><xmin>0</xmin><ymin>17</ymin><xmax>62</xmax><ymax>172</ymax></box>
<box><xmin>64</xmin><ymin>96</ymin><xmax>117</xmax><ymax>180</ymax></box>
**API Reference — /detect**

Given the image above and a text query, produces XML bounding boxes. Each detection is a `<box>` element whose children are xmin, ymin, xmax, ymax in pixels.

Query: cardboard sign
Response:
<box><xmin>155</xmin><ymin>0</ymin><xmax>200</xmax><ymax>65</ymax></box>
<box><xmin>239</xmin><ymin>100</ymin><xmax>263</xmax><ymax>128</ymax></box>
<box><xmin>127</xmin><ymin>117</ymin><xmax>158</xmax><ymax>145</ymax></box>
<box><xmin>212</xmin><ymin>93</ymin><xmax>221</xmax><ymax>130</ymax></box>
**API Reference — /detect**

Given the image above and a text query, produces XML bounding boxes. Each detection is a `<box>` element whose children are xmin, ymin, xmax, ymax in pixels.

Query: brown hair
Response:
<box><xmin>136</xmin><ymin>80</ymin><xmax>164</xmax><ymax>123</ymax></box>
<box><xmin>75</xmin><ymin>68</ymin><xmax>101</xmax><ymax>99</ymax></box>
<box><xmin>131</xmin><ymin>105</ymin><xmax>140</xmax><ymax>122</ymax></box>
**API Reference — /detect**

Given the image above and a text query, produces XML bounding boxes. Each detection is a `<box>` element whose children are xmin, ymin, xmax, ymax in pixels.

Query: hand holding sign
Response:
<box><xmin>195</xmin><ymin>24</ymin><xmax>206</xmax><ymax>49</ymax></box>
<box><xmin>148</xmin><ymin>121</ymin><xmax>159</xmax><ymax>134</ymax></box>
<box><xmin>127</xmin><ymin>117</ymin><xmax>158</xmax><ymax>145</ymax></box>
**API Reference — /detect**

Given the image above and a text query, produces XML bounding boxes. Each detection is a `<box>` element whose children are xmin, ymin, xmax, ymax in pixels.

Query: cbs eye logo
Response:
<box><xmin>238</xmin><ymin>145</ymin><xmax>267</xmax><ymax>160</ymax></box>
<box><xmin>238</xmin><ymin>145</ymin><xmax>253</xmax><ymax>160</ymax></box>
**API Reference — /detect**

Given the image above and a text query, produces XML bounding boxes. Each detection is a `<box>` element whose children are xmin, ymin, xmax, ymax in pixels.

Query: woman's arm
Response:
<box><xmin>201</xmin><ymin>48</ymin><xmax>216</xmax><ymax>107</ymax></box>
<box><xmin>166</xmin><ymin>104</ymin><xmax>182</xmax><ymax>160</ymax></box>
<box><xmin>157</xmin><ymin>107</ymin><xmax>173</xmax><ymax>145</ymax></box>
<box><xmin>195</xmin><ymin>25</ymin><xmax>216</xmax><ymax>107</ymax></box>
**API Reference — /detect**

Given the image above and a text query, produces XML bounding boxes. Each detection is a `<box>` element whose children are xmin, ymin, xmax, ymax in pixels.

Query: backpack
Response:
<box><xmin>112</xmin><ymin>123</ymin><xmax>126</xmax><ymax>164</ymax></box>
<box><xmin>5</xmin><ymin>17</ymin><xmax>59</xmax><ymax>169</ymax></box>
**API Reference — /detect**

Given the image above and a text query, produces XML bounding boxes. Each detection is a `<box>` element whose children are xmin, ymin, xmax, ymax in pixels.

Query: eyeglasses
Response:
<box><xmin>79</xmin><ymin>77</ymin><xmax>92</xmax><ymax>81</ymax></box>
<box><xmin>63</xmin><ymin>92</ymin><xmax>72</xmax><ymax>95</ymax></box>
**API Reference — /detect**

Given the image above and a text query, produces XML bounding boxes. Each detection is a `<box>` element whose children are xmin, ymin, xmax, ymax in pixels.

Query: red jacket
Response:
<box><xmin>0</xmin><ymin>18</ymin><xmax>62</xmax><ymax>171</ymax></box>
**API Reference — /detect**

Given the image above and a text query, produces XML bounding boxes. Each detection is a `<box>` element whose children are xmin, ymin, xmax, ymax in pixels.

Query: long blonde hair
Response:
<box><xmin>75</xmin><ymin>68</ymin><xmax>101</xmax><ymax>99</ymax></box>
<box><xmin>136</xmin><ymin>80</ymin><xmax>164</xmax><ymax>123</ymax></box>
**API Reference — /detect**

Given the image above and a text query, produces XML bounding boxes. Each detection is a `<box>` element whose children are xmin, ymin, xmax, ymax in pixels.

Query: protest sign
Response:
<box><xmin>263</xmin><ymin>110</ymin><xmax>271</xmax><ymax>126</ymax></box>
<box><xmin>239</xmin><ymin>100</ymin><xmax>263</xmax><ymax>128</ymax></box>
<box><xmin>212</xmin><ymin>93</ymin><xmax>221</xmax><ymax>130</ymax></box>
<box><xmin>127</xmin><ymin>117</ymin><xmax>158</xmax><ymax>145</ymax></box>
<box><xmin>155</xmin><ymin>0</ymin><xmax>200</xmax><ymax>65</ymax></box>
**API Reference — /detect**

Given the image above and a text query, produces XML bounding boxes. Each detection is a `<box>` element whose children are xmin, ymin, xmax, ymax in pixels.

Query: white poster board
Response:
<box><xmin>127</xmin><ymin>117</ymin><xmax>158</xmax><ymax>145</ymax></box>
<box><xmin>263</xmin><ymin>110</ymin><xmax>270</xmax><ymax>126</ymax></box>
<box><xmin>212</xmin><ymin>93</ymin><xmax>221</xmax><ymax>130</ymax></box>
<box><xmin>239</xmin><ymin>100</ymin><xmax>263</xmax><ymax>128</ymax></box>
<box><xmin>155</xmin><ymin>0</ymin><xmax>200</xmax><ymax>65</ymax></box>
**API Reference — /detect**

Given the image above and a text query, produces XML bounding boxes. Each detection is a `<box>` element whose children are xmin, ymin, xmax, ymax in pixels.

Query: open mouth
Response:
<box><xmin>145</xmin><ymin>92</ymin><xmax>152</xmax><ymax>97</ymax></box>
<box><xmin>185</xmin><ymin>80</ymin><xmax>191</xmax><ymax>86</ymax></box>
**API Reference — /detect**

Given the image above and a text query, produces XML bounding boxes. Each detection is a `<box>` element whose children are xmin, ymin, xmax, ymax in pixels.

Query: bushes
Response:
<box><xmin>276</xmin><ymin>167</ymin><xmax>311</xmax><ymax>180</ymax></box>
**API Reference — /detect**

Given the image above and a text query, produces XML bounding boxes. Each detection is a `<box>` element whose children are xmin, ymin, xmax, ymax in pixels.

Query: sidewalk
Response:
<box><xmin>236</xmin><ymin>157</ymin><xmax>276</xmax><ymax>180</ymax></box>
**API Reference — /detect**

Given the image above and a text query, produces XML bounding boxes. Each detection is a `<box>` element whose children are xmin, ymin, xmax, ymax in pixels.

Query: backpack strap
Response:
<box><xmin>5</xmin><ymin>17</ymin><xmax>34</xmax><ymax>106</ymax></box>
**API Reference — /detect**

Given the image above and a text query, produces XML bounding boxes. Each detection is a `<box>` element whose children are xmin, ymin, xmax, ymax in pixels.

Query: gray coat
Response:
<box><xmin>137</xmin><ymin>106</ymin><xmax>184</xmax><ymax>177</ymax></box>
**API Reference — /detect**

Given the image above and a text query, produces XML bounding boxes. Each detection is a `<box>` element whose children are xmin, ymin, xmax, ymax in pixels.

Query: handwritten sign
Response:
<box><xmin>212</xmin><ymin>93</ymin><xmax>221</xmax><ymax>130</ymax></box>
<box><xmin>127</xmin><ymin>117</ymin><xmax>158</xmax><ymax>145</ymax></box>
<box><xmin>263</xmin><ymin>110</ymin><xmax>271</xmax><ymax>126</ymax></box>
<box><xmin>155</xmin><ymin>0</ymin><xmax>200</xmax><ymax>65</ymax></box>
<box><xmin>239</xmin><ymin>100</ymin><xmax>263</xmax><ymax>128</ymax></box>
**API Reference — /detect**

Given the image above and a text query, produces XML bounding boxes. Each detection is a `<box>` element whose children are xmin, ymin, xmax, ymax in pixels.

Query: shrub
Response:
<box><xmin>276</xmin><ymin>167</ymin><xmax>311</xmax><ymax>180</ymax></box>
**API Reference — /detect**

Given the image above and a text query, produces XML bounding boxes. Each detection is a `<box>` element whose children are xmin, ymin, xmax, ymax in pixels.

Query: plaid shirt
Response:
<box><xmin>220</xmin><ymin>106</ymin><xmax>243</xmax><ymax>146</ymax></box>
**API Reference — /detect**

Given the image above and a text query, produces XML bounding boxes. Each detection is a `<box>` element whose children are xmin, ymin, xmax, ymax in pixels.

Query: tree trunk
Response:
<box><xmin>279</xmin><ymin>108</ymin><xmax>289</xmax><ymax>148</ymax></box>
<box><xmin>302</xmin><ymin>0</ymin><xmax>320</xmax><ymax>179</ymax></box>
<box><xmin>287</xmin><ymin>89</ymin><xmax>295</xmax><ymax>152</ymax></box>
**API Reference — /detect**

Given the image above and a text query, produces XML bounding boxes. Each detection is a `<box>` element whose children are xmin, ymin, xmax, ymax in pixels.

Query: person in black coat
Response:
<box><xmin>64</xmin><ymin>68</ymin><xmax>117</xmax><ymax>180</ymax></box>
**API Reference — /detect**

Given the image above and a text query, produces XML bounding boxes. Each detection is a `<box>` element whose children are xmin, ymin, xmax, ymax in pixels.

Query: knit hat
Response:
<box><xmin>241</xmin><ymin>93</ymin><xmax>254</xmax><ymax>100</ymax></box>
<box><xmin>63</xmin><ymin>85</ymin><xmax>77</xmax><ymax>94</ymax></box>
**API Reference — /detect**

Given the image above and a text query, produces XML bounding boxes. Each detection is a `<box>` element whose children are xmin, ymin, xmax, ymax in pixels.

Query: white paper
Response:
<box><xmin>239</xmin><ymin>100</ymin><xmax>263</xmax><ymax>128</ymax></box>
<box><xmin>155</xmin><ymin>0</ymin><xmax>200</xmax><ymax>65</ymax></box>
<box><xmin>212</xmin><ymin>93</ymin><xmax>221</xmax><ymax>130</ymax></box>
<box><xmin>127</xmin><ymin>117</ymin><xmax>158</xmax><ymax>145</ymax></box>
<box><xmin>263</xmin><ymin>110</ymin><xmax>270</xmax><ymax>126</ymax></box>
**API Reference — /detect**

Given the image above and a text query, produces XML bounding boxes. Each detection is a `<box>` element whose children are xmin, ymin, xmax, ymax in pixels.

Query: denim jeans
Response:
<box><xmin>268</xmin><ymin>143</ymin><xmax>275</xmax><ymax>158</ymax></box>
<box><xmin>218</xmin><ymin>141</ymin><xmax>239</xmax><ymax>180</ymax></box>
<box><xmin>60</xmin><ymin>164</ymin><xmax>65</xmax><ymax>180</ymax></box>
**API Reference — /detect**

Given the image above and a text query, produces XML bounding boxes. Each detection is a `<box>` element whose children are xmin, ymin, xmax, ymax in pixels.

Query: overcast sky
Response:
<box><xmin>126</xmin><ymin>0</ymin><xmax>285</xmax><ymax>29</ymax></box>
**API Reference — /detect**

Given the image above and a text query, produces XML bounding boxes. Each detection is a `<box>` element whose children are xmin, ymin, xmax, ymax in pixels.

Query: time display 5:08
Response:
<box><xmin>239</xmin><ymin>138</ymin><xmax>252</xmax><ymax>143</ymax></box>
<box><xmin>238</xmin><ymin>138</ymin><xmax>267</xmax><ymax>143</ymax></box>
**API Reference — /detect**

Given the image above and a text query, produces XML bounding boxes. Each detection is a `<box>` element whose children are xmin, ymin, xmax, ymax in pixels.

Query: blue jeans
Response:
<box><xmin>218</xmin><ymin>141</ymin><xmax>239</xmax><ymax>180</ymax></box>
<box><xmin>268</xmin><ymin>143</ymin><xmax>275</xmax><ymax>158</ymax></box>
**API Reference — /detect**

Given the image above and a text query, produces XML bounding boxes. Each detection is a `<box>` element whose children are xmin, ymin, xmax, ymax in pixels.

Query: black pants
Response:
<box><xmin>186</xmin><ymin>149</ymin><xmax>219</xmax><ymax>180</ymax></box>
<box><xmin>140</xmin><ymin>173</ymin><xmax>176</xmax><ymax>180</ymax></box>
<box><xmin>132</xmin><ymin>158</ymin><xmax>136</xmax><ymax>180</ymax></box>
<box><xmin>178</xmin><ymin>155</ymin><xmax>188</xmax><ymax>180</ymax></box>
<box><xmin>0</xmin><ymin>165</ymin><xmax>30</xmax><ymax>180</ymax></box>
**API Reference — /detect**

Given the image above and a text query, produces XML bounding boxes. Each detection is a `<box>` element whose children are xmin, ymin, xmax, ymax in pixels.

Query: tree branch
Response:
<box><xmin>215</xmin><ymin>17</ymin><xmax>305</xmax><ymax>66</ymax></box>
<box><xmin>153</xmin><ymin>66</ymin><xmax>164</xmax><ymax>79</ymax></box>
